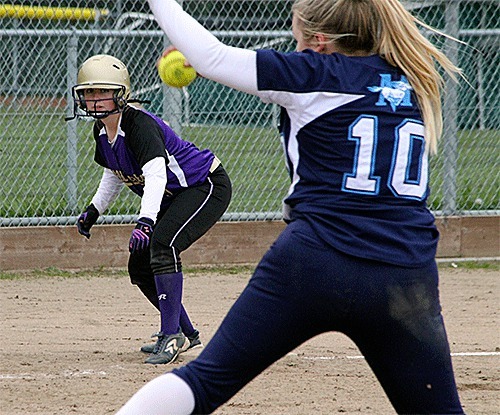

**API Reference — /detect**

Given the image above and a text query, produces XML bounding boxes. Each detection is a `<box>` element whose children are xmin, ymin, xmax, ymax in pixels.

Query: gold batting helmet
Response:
<box><xmin>71</xmin><ymin>54</ymin><xmax>131</xmax><ymax>119</ymax></box>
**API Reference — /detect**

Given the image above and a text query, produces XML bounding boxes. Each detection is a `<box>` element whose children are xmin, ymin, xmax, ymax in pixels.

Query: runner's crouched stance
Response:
<box><xmin>70</xmin><ymin>54</ymin><xmax>232</xmax><ymax>365</ymax></box>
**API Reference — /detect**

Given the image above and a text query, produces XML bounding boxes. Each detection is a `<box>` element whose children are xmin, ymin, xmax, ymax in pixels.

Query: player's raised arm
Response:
<box><xmin>148</xmin><ymin>0</ymin><xmax>258</xmax><ymax>95</ymax></box>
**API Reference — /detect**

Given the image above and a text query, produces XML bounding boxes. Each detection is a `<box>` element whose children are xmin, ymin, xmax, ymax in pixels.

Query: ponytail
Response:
<box><xmin>372</xmin><ymin>0</ymin><xmax>462</xmax><ymax>154</ymax></box>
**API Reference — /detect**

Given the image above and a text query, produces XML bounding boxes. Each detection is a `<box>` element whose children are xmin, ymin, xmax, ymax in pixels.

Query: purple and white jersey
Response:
<box><xmin>255</xmin><ymin>50</ymin><xmax>438</xmax><ymax>267</ymax></box>
<box><xmin>93</xmin><ymin>105</ymin><xmax>215</xmax><ymax>210</ymax></box>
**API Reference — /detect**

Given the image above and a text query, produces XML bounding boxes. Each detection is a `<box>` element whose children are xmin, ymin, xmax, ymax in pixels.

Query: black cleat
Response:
<box><xmin>144</xmin><ymin>331</ymin><xmax>188</xmax><ymax>365</ymax></box>
<box><xmin>141</xmin><ymin>329</ymin><xmax>202</xmax><ymax>354</ymax></box>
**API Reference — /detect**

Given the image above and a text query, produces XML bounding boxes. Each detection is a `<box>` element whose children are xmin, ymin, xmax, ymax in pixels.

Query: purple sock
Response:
<box><xmin>180</xmin><ymin>305</ymin><xmax>195</xmax><ymax>337</ymax></box>
<box><xmin>154</xmin><ymin>272</ymin><xmax>183</xmax><ymax>335</ymax></box>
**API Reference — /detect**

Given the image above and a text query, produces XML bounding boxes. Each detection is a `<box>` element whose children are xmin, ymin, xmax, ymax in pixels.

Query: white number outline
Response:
<box><xmin>342</xmin><ymin>116</ymin><xmax>428</xmax><ymax>200</ymax></box>
<box><xmin>388</xmin><ymin>119</ymin><xmax>428</xmax><ymax>200</ymax></box>
<box><xmin>342</xmin><ymin>115</ymin><xmax>380</xmax><ymax>194</ymax></box>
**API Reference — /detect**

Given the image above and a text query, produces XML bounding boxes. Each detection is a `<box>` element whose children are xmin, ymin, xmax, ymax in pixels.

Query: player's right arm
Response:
<box><xmin>148</xmin><ymin>0</ymin><xmax>258</xmax><ymax>95</ymax></box>
<box><xmin>77</xmin><ymin>168</ymin><xmax>121</xmax><ymax>239</ymax></box>
<box><xmin>90</xmin><ymin>168</ymin><xmax>123</xmax><ymax>214</ymax></box>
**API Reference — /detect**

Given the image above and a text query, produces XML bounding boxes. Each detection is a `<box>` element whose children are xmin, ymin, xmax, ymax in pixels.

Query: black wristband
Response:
<box><xmin>136</xmin><ymin>217</ymin><xmax>154</xmax><ymax>227</ymax></box>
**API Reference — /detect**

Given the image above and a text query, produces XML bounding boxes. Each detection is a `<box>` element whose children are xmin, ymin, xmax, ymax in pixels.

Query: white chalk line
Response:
<box><xmin>289</xmin><ymin>351</ymin><xmax>500</xmax><ymax>361</ymax></box>
<box><xmin>0</xmin><ymin>369</ymin><xmax>109</xmax><ymax>380</ymax></box>
<box><xmin>1</xmin><ymin>353</ymin><xmax>498</xmax><ymax>380</ymax></box>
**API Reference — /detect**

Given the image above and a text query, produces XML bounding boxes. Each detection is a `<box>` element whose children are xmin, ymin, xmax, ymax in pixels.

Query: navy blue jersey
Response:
<box><xmin>256</xmin><ymin>50</ymin><xmax>438</xmax><ymax>266</ymax></box>
<box><xmin>93</xmin><ymin>105</ymin><xmax>215</xmax><ymax>207</ymax></box>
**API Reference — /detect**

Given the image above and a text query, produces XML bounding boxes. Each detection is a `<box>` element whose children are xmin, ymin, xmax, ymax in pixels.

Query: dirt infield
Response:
<box><xmin>1</xmin><ymin>264</ymin><xmax>498</xmax><ymax>414</ymax></box>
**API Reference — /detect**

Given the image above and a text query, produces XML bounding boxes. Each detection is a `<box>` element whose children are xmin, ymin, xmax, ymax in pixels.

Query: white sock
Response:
<box><xmin>115</xmin><ymin>373</ymin><xmax>195</xmax><ymax>415</ymax></box>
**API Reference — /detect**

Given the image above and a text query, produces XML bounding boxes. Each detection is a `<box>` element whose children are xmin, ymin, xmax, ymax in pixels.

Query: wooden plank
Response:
<box><xmin>435</xmin><ymin>216</ymin><xmax>462</xmax><ymax>258</ymax></box>
<box><xmin>461</xmin><ymin>216</ymin><xmax>500</xmax><ymax>257</ymax></box>
<box><xmin>182</xmin><ymin>221</ymin><xmax>286</xmax><ymax>265</ymax></box>
<box><xmin>0</xmin><ymin>217</ymin><xmax>497</xmax><ymax>271</ymax></box>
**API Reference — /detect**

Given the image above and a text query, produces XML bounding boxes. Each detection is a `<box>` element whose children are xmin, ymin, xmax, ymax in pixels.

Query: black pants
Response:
<box><xmin>128</xmin><ymin>165</ymin><xmax>232</xmax><ymax>308</ymax></box>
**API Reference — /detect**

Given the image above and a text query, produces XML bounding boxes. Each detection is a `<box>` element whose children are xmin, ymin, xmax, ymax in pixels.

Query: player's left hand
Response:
<box><xmin>129</xmin><ymin>217</ymin><xmax>154</xmax><ymax>254</ymax></box>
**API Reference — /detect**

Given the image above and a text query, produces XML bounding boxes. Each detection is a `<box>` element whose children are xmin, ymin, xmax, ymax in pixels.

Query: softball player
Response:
<box><xmin>117</xmin><ymin>0</ymin><xmax>464</xmax><ymax>413</ymax></box>
<box><xmin>71</xmin><ymin>54</ymin><xmax>232</xmax><ymax>365</ymax></box>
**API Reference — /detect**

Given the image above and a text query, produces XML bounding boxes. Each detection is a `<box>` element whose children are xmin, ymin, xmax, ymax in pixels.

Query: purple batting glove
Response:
<box><xmin>129</xmin><ymin>217</ymin><xmax>154</xmax><ymax>254</ymax></box>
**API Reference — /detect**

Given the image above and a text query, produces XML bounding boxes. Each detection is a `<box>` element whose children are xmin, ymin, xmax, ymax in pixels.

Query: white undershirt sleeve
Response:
<box><xmin>90</xmin><ymin>168</ymin><xmax>123</xmax><ymax>214</ymax></box>
<box><xmin>148</xmin><ymin>0</ymin><xmax>258</xmax><ymax>95</ymax></box>
<box><xmin>139</xmin><ymin>156</ymin><xmax>167</xmax><ymax>223</ymax></box>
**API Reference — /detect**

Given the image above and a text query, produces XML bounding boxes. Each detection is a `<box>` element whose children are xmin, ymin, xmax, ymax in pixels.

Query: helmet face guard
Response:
<box><xmin>67</xmin><ymin>54</ymin><xmax>131</xmax><ymax>120</ymax></box>
<box><xmin>72</xmin><ymin>83</ymin><xmax>127</xmax><ymax>119</ymax></box>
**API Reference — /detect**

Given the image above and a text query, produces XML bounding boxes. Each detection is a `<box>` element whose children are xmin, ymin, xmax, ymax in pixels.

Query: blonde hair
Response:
<box><xmin>292</xmin><ymin>0</ymin><xmax>462</xmax><ymax>154</ymax></box>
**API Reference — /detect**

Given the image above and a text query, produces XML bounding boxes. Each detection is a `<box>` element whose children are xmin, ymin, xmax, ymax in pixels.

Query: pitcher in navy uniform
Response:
<box><xmin>71</xmin><ymin>54</ymin><xmax>232</xmax><ymax>365</ymax></box>
<box><xmin>117</xmin><ymin>0</ymin><xmax>464</xmax><ymax>413</ymax></box>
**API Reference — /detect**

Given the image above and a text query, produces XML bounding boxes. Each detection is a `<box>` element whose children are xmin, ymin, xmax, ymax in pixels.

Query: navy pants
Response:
<box><xmin>175</xmin><ymin>219</ymin><xmax>463</xmax><ymax>414</ymax></box>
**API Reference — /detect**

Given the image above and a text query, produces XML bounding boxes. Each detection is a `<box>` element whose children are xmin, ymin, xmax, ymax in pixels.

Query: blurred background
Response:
<box><xmin>0</xmin><ymin>0</ymin><xmax>498</xmax><ymax>227</ymax></box>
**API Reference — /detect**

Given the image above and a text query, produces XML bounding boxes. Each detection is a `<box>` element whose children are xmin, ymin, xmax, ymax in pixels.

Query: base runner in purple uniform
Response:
<box><xmin>117</xmin><ymin>0</ymin><xmax>464</xmax><ymax>413</ymax></box>
<box><xmin>70</xmin><ymin>54</ymin><xmax>232</xmax><ymax>365</ymax></box>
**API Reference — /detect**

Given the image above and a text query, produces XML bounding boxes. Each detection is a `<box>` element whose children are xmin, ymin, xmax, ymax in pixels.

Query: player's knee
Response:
<box><xmin>150</xmin><ymin>239</ymin><xmax>181</xmax><ymax>274</ymax></box>
<box><xmin>127</xmin><ymin>253</ymin><xmax>153</xmax><ymax>285</ymax></box>
<box><xmin>128</xmin><ymin>270</ymin><xmax>153</xmax><ymax>286</ymax></box>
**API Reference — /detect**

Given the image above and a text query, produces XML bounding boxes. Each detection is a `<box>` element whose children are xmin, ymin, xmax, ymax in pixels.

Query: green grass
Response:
<box><xmin>428</xmin><ymin>129</ymin><xmax>500</xmax><ymax>211</ymax></box>
<box><xmin>0</xmin><ymin>109</ymin><xmax>498</xmax><ymax>219</ymax></box>
<box><xmin>0</xmin><ymin>111</ymin><xmax>288</xmax><ymax>218</ymax></box>
<box><xmin>0</xmin><ymin>266</ymin><xmax>130</xmax><ymax>280</ymax></box>
<box><xmin>438</xmin><ymin>260</ymin><xmax>499</xmax><ymax>271</ymax></box>
<box><xmin>0</xmin><ymin>264</ymin><xmax>255</xmax><ymax>280</ymax></box>
<box><xmin>1</xmin><ymin>261</ymin><xmax>497</xmax><ymax>280</ymax></box>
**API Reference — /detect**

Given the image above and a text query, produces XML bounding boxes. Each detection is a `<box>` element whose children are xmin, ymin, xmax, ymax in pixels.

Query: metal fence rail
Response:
<box><xmin>1</xmin><ymin>0</ymin><xmax>498</xmax><ymax>226</ymax></box>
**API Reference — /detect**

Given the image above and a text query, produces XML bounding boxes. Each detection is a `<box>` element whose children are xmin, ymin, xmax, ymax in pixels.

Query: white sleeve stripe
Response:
<box><xmin>166</xmin><ymin>153</ymin><xmax>188</xmax><ymax>187</ymax></box>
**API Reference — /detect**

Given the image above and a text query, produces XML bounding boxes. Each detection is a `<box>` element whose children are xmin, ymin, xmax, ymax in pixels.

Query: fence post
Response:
<box><xmin>477</xmin><ymin>6</ymin><xmax>486</xmax><ymax>130</ymax></box>
<box><xmin>11</xmin><ymin>19</ymin><xmax>20</xmax><ymax>100</ymax></box>
<box><xmin>442</xmin><ymin>0</ymin><xmax>460</xmax><ymax>215</ymax></box>
<box><xmin>161</xmin><ymin>41</ymin><xmax>184</xmax><ymax>133</ymax></box>
<box><xmin>66</xmin><ymin>31</ymin><xmax>79</xmax><ymax>215</ymax></box>
<box><xmin>161</xmin><ymin>1</ymin><xmax>184</xmax><ymax>133</ymax></box>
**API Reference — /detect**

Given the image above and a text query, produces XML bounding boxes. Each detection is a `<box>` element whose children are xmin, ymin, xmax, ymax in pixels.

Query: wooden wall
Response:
<box><xmin>0</xmin><ymin>216</ymin><xmax>498</xmax><ymax>271</ymax></box>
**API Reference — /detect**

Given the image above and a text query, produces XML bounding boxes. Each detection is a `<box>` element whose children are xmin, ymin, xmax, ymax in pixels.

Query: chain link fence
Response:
<box><xmin>1</xmin><ymin>0</ymin><xmax>498</xmax><ymax>226</ymax></box>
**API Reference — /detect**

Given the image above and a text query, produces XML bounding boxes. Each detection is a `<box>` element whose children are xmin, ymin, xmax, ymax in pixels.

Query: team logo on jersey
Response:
<box><xmin>368</xmin><ymin>74</ymin><xmax>413</xmax><ymax>111</ymax></box>
<box><xmin>112</xmin><ymin>170</ymin><xmax>144</xmax><ymax>187</ymax></box>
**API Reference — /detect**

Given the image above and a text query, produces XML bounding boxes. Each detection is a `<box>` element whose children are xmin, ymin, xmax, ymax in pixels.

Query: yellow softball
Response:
<box><xmin>157</xmin><ymin>50</ymin><xmax>197</xmax><ymax>88</ymax></box>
